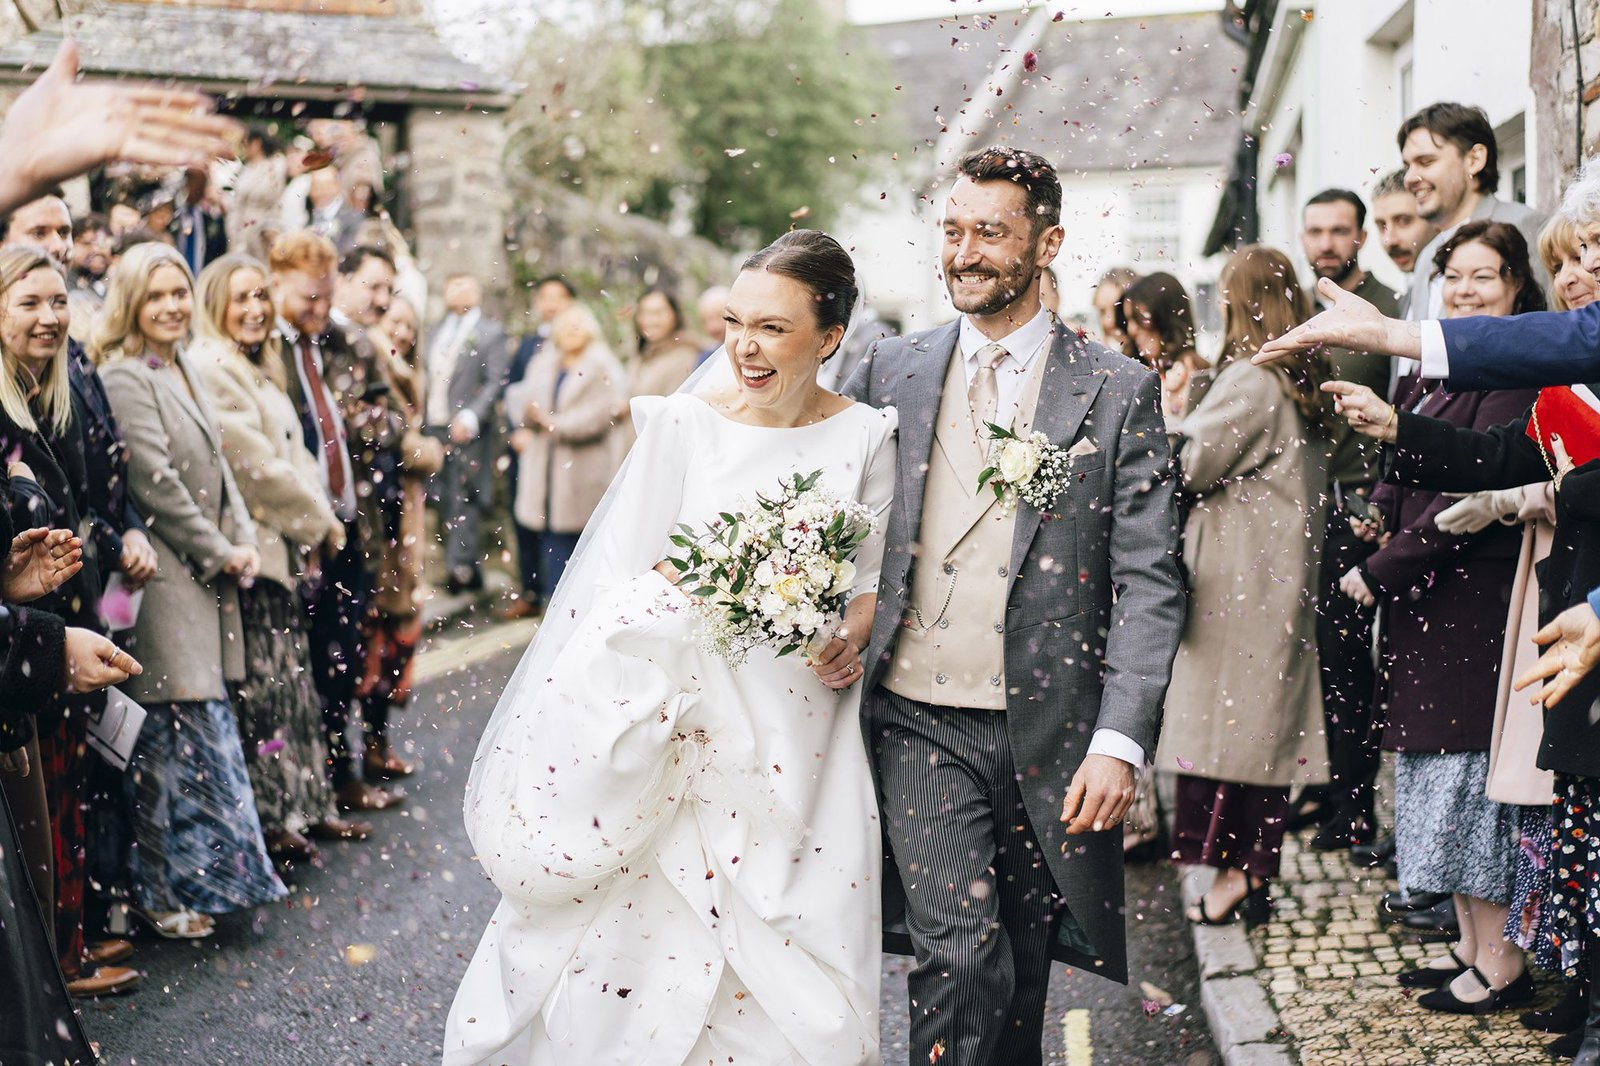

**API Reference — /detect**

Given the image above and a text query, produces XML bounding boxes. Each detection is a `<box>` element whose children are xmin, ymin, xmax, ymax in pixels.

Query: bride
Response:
<box><xmin>444</xmin><ymin>230</ymin><xmax>898</xmax><ymax>1066</ymax></box>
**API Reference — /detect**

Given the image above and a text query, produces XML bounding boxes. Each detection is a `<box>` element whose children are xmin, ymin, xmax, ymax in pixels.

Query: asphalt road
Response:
<box><xmin>80</xmin><ymin>623</ymin><xmax>1215</xmax><ymax>1065</ymax></box>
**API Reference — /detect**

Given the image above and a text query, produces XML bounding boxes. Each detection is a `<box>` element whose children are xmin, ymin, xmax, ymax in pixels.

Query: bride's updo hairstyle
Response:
<box><xmin>739</xmin><ymin>229</ymin><xmax>858</xmax><ymax>360</ymax></box>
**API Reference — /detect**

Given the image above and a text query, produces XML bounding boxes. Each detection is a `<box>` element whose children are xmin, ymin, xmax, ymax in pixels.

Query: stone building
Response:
<box><xmin>0</xmin><ymin>0</ymin><xmax>513</xmax><ymax>311</ymax></box>
<box><xmin>1534</xmin><ymin>0</ymin><xmax>1600</xmax><ymax>206</ymax></box>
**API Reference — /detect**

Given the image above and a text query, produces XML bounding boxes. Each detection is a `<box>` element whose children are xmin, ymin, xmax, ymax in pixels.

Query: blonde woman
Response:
<box><xmin>93</xmin><ymin>243</ymin><xmax>285</xmax><ymax>936</ymax></box>
<box><xmin>506</xmin><ymin>302</ymin><xmax>626</xmax><ymax>607</ymax></box>
<box><xmin>190</xmin><ymin>253</ymin><xmax>371</xmax><ymax>860</ymax></box>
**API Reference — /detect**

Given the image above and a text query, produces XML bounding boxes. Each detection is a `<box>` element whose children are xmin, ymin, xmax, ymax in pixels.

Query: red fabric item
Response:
<box><xmin>1526</xmin><ymin>385</ymin><xmax>1600</xmax><ymax>468</ymax></box>
<box><xmin>298</xmin><ymin>336</ymin><xmax>347</xmax><ymax>502</ymax></box>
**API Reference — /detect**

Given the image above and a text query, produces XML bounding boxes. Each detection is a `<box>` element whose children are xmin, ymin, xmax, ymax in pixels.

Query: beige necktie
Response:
<box><xmin>969</xmin><ymin>342</ymin><xmax>1008</xmax><ymax>432</ymax></box>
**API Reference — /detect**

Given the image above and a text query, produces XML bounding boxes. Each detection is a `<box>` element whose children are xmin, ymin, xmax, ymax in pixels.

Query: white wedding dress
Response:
<box><xmin>445</xmin><ymin>392</ymin><xmax>898</xmax><ymax>1066</ymax></box>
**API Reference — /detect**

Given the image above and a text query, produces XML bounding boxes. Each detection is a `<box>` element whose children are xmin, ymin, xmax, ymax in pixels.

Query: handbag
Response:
<box><xmin>85</xmin><ymin>687</ymin><xmax>146</xmax><ymax>771</ymax></box>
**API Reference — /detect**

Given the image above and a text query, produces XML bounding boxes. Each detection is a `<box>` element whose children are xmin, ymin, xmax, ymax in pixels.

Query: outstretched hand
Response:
<box><xmin>0</xmin><ymin>39</ymin><xmax>241</xmax><ymax>216</ymax></box>
<box><xmin>1516</xmin><ymin>601</ymin><xmax>1600</xmax><ymax>708</ymax></box>
<box><xmin>1254</xmin><ymin>278</ymin><xmax>1419</xmax><ymax>366</ymax></box>
<box><xmin>1061</xmin><ymin>753</ymin><xmax>1136</xmax><ymax>835</ymax></box>
<box><xmin>2</xmin><ymin>527</ymin><xmax>82</xmax><ymax>603</ymax></box>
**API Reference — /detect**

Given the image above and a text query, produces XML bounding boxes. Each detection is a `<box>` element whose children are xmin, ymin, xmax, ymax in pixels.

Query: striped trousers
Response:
<box><xmin>868</xmin><ymin>687</ymin><xmax>1063</xmax><ymax>1066</ymax></box>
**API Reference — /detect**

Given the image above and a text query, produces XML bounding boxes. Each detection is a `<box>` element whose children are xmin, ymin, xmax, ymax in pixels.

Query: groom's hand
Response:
<box><xmin>1061</xmin><ymin>754</ymin><xmax>1136</xmax><ymax>835</ymax></box>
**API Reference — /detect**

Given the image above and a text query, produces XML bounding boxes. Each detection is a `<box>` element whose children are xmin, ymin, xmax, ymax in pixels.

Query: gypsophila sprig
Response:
<box><xmin>977</xmin><ymin>422</ymin><xmax>1072</xmax><ymax>517</ymax></box>
<box><xmin>666</xmin><ymin>469</ymin><xmax>876</xmax><ymax>666</ymax></box>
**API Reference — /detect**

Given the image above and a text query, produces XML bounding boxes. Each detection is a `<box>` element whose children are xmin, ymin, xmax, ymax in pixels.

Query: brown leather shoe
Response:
<box><xmin>85</xmin><ymin>939</ymin><xmax>134</xmax><ymax>967</ymax></box>
<box><xmin>68</xmin><ymin>964</ymin><xmax>141</xmax><ymax>998</ymax></box>
<box><xmin>364</xmin><ymin>743</ymin><xmax>416</xmax><ymax>782</ymax></box>
<box><xmin>308</xmin><ymin>816</ymin><xmax>373</xmax><ymax>841</ymax></box>
<box><xmin>337</xmin><ymin>780</ymin><xmax>406</xmax><ymax>812</ymax></box>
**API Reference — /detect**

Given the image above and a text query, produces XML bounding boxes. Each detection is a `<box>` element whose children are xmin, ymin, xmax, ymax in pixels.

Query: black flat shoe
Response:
<box><xmin>1396</xmin><ymin>949</ymin><xmax>1468</xmax><ymax>989</ymax></box>
<box><xmin>1402</xmin><ymin>898</ymin><xmax>1460</xmax><ymax>939</ymax></box>
<box><xmin>1522</xmin><ymin>980</ymin><xmax>1587</xmax><ymax>1033</ymax></box>
<box><xmin>1548</xmin><ymin>1028</ymin><xmax>1583</xmax><ymax>1059</ymax></box>
<box><xmin>1418</xmin><ymin>967</ymin><xmax>1535</xmax><ymax>1016</ymax></box>
<box><xmin>1187</xmin><ymin>879</ymin><xmax>1271</xmax><ymax>928</ymax></box>
<box><xmin>1284</xmin><ymin>790</ymin><xmax>1331</xmax><ymax>833</ymax></box>
<box><xmin>1352</xmin><ymin>834</ymin><xmax>1396</xmax><ymax>868</ymax></box>
<box><xmin>1310</xmin><ymin>813</ymin><xmax>1375</xmax><ymax>852</ymax></box>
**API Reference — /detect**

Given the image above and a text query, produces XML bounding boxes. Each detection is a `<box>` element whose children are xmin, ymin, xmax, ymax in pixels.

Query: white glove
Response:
<box><xmin>1434</xmin><ymin>488</ymin><xmax>1526</xmax><ymax>535</ymax></box>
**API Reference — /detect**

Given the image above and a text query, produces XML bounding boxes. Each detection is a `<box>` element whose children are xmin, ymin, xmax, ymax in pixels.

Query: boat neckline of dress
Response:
<box><xmin>690</xmin><ymin>394</ymin><xmax>865</xmax><ymax>431</ymax></box>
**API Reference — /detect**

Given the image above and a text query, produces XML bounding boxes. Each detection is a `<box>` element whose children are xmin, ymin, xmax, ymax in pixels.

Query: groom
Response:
<box><xmin>844</xmin><ymin>147</ymin><xmax>1185</xmax><ymax>1063</ymax></box>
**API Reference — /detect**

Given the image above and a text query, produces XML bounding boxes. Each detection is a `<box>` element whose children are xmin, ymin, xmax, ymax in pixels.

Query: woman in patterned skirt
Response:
<box><xmin>191</xmin><ymin>253</ymin><xmax>371</xmax><ymax>861</ymax></box>
<box><xmin>93</xmin><ymin>243</ymin><xmax>285</xmax><ymax>935</ymax></box>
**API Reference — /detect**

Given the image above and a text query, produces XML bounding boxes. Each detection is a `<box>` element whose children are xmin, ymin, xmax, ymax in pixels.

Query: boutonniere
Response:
<box><xmin>977</xmin><ymin>422</ymin><xmax>1072</xmax><ymax>516</ymax></box>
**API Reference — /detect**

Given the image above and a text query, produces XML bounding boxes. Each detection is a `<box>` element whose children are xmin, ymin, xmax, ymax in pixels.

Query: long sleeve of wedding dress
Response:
<box><xmin>446</xmin><ymin>395</ymin><xmax>898</xmax><ymax>1066</ymax></box>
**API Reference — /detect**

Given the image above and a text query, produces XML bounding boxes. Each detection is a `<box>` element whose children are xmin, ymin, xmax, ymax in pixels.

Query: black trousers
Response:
<box><xmin>304</xmin><ymin>520</ymin><xmax>371</xmax><ymax>790</ymax></box>
<box><xmin>868</xmin><ymin>687</ymin><xmax>1062</xmax><ymax>1066</ymax></box>
<box><xmin>1315</xmin><ymin>503</ymin><xmax>1381</xmax><ymax>820</ymax></box>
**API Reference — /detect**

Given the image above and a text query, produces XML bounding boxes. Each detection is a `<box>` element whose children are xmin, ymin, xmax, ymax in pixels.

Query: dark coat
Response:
<box><xmin>1364</xmin><ymin>380</ymin><xmax>1537</xmax><ymax>753</ymax></box>
<box><xmin>845</xmin><ymin>321</ymin><xmax>1185</xmax><ymax>985</ymax></box>
<box><xmin>0</xmin><ymin>466</ymin><xmax>67</xmax><ymax>752</ymax></box>
<box><xmin>1390</xmin><ymin>395</ymin><xmax>1600</xmax><ymax>778</ymax></box>
<box><xmin>69</xmin><ymin>341</ymin><xmax>146</xmax><ymax>582</ymax></box>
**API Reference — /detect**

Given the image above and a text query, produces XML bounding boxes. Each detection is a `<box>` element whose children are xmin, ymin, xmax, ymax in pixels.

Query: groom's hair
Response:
<box><xmin>957</xmin><ymin>147</ymin><xmax>1062</xmax><ymax>235</ymax></box>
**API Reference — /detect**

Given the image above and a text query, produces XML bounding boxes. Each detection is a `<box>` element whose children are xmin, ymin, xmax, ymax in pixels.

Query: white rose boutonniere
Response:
<box><xmin>978</xmin><ymin>422</ymin><xmax>1073</xmax><ymax>516</ymax></box>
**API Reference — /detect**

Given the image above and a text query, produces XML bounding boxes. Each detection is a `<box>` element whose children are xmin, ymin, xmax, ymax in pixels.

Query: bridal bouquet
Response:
<box><xmin>667</xmin><ymin>469</ymin><xmax>876</xmax><ymax>666</ymax></box>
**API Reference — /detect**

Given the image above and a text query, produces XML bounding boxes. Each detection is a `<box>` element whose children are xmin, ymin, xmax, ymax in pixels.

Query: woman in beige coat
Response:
<box><xmin>506</xmin><ymin>303</ymin><xmax>625</xmax><ymax>607</ymax></box>
<box><xmin>1155</xmin><ymin>245</ymin><xmax>1330</xmax><ymax>927</ymax></box>
<box><xmin>94</xmin><ymin>243</ymin><xmax>286</xmax><ymax>936</ymax></box>
<box><xmin>627</xmin><ymin>288</ymin><xmax>701</xmax><ymax>399</ymax></box>
<box><xmin>191</xmin><ymin>253</ymin><xmax>368</xmax><ymax>860</ymax></box>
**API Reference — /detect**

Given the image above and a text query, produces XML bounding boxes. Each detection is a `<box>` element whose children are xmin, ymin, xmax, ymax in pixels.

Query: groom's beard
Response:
<box><xmin>946</xmin><ymin>262</ymin><xmax>1036</xmax><ymax>317</ymax></box>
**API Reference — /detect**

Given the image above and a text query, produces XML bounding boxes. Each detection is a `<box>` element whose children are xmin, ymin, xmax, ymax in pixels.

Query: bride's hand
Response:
<box><xmin>809</xmin><ymin>625</ymin><xmax>864</xmax><ymax>689</ymax></box>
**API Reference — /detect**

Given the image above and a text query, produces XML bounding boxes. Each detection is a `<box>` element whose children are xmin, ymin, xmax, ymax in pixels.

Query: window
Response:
<box><xmin>1128</xmin><ymin>186</ymin><xmax>1181</xmax><ymax>265</ymax></box>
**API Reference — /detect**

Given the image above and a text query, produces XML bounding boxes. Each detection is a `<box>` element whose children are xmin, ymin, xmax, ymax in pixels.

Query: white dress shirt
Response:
<box><xmin>1418</xmin><ymin>320</ymin><xmax>1452</xmax><ymax>379</ymax></box>
<box><xmin>427</xmin><ymin>308</ymin><xmax>480</xmax><ymax>429</ymax></box>
<box><xmin>959</xmin><ymin>307</ymin><xmax>1148</xmax><ymax>772</ymax></box>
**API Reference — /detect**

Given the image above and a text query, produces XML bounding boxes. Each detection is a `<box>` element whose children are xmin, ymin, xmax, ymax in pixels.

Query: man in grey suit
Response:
<box><xmin>844</xmin><ymin>148</ymin><xmax>1185</xmax><ymax>1064</ymax></box>
<box><xmin>425</xmin><ymin>273</ymin><xmax>509</xmax><ymax>593</ymax></box>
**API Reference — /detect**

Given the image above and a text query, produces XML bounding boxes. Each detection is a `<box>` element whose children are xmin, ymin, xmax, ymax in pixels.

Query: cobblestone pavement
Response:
<box><xmin>1224</xmin><ymin>829</ymin><xmax>1567</xmax><ymax>1065</ymax></box>
<box><xmin>78</xmin><ymin>618</ymin><xmax>1217</xmax><ymax>1064</ymax></box>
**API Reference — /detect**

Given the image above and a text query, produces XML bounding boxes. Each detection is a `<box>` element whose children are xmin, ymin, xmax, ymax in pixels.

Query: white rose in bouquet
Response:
<box><xmin>754</xmin><ymin>559</ymin><xmax>776</xmax><ymax>586</ymax></box>
<box><xmin>997</xmin><ymin>437</ymin><xmax>1043</xmax><ymax>485</ymax></box>
<box><xmin>828</xmin><ymin>559</ymin><xmax>857</xmax><ymax>597</ymax></box>
<box><xmin>760</xmin><ymin>591</ymin><xmax>787</xmax><ymax>618</ymax></box>
<box><xmin>773</xmin><ymin>573</ymin><xmax>806</xmax><ymax>604</ymax></box>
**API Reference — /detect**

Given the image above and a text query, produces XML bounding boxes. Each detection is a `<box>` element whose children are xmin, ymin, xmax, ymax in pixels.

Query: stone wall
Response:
<box><xmin>406</xmin><ymin>107</ymin><xmax>510</xmax><ymax>317</ymax></box>
<box><xmin>1534</xmin><ymin>0</ymin><xmax>1600</xmax><ymax>206</ymax></box>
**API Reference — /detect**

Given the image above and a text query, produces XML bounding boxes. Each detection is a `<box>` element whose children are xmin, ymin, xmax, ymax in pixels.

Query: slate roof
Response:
<box><xmin>860</xmin><ymin>9</ymin><xmax>1242</xmax><ymax>174</ymax></box>
<box><xmin>0</xmin><ymin>1</ymin><xmax>511</xmax><ymax>107</ymax></box>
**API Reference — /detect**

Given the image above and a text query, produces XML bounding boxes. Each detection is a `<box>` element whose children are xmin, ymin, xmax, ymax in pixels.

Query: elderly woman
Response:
<box><xmin>190</xmin><ymin>253</ymin><xmax>370</xmax><ymax>861</ymax></box>
<box><xmin>355</xmin><ymin>292</ymin><xmax>443</xmax><ymax>782</ymax></box>
<box><xmin>1325</xmin><ymin>220</ymin><xmax>1543</xmax><ymax>1015</ymax></box>
<box><xmin>506</xmin><ymin>303</ymin><xmax>626</xmax><ymax>608</ymax></box>
<box><xmin>93</xmin><ymin>243</ymin><xmax>285</xmax><ymax>938</ymax></box>
<box><xmin>1156</xmin><ymin>245</ymin><xmax>1330</xmax><ymax>927</ymax></box>
<box><xmin>0</xmin><ymin>245</ymin><xmax>143</xmax><ymax>997</ymax></box>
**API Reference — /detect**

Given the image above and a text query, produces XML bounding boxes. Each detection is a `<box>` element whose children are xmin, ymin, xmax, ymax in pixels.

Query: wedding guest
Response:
<box><xmin>93</xmin><ymin>242</ymin><xmax>287</xmax><ymax>937</ymax></box>
<box><xmin>266</xmin><ymin>231</ymin><xmax>403</xmax><ymax>813</ymax></box>
<box><xmin>1338</xmin><ymin>220</ymin><xmax>1543</xmax><ymax>1014</ymax></box>
<box><xmin>695</xmin><ymin>284</ymin><xmax>730</xmax><ymax>363</ymax></box>
<box><xmin>1157</xmin><ymin>244</ymin><xmax>1329</xmax><ymax>927</ymax></box>
<box><xmin>190</xmin><ymin>253</ymin><xmax>370</xmax><ymax>860</ymax></box>
<box><xmin>1093</xmin><ymin>266</ymin><xmax>1138</xmax><ymax>349</ymax></box>
<box><xmin>1371</xmin><ymin>168</ymin><xmax>1439</xmax><ymax>281</ymax></box>
<box><xmin>0</xmin><ymin>246</ymin><xmax>142</xmax><ymax>996</ymax></box>
<box><xmin>1120</xmin><ymin>271</ymin><xmax>1201</xmax><ymax>423</ymax></box>
<box><xmin>424</xmin><ymin>271</ymin><xmax>508</xmax><ymax>595</ymax></box>
<box><xmin>66</xmin><ymin>211</ymin><xmax>110</xmax><ymax>341</ymax></box>
<box><xmin>227</xmin><ymin>127</ymin><xmax>288</xmax><ymax>261</ymax></box>
<box><xmin>506</xmin><ymin>303</ymin><xmax>625</xmax><ymax>609</ymax></box>
<box><xmin>307</xmin><ymin>166</ymin><xmax>363</xmax><ymax>256</ymax></box>
<box><xmin>171</xmin><ymin>165</ymin><xmax>226</xmax><ymax>277</ymax></box>
<box><xmin>503</xmin><ymin>275</ymin><xmax>575</xmax><ymax>618</ymax></box>
<box><xmin>1399</xmin><ymin>102</ymin><xmax>1546</xmax><ymax>319</ymax></box>
<box><xmin>627</xmin><ymin>287</ymin><xmax>699</xmax><ymax>399</ymax></box>
<box><xmin>356</xmin><ymin>292</ymin><xmax>442</xmax><ymax>783</ymax></box>
<box><xmin>1293</xmin><ymin>188</ymin><xmax>1403</xmax><ymax>851</ymax></box>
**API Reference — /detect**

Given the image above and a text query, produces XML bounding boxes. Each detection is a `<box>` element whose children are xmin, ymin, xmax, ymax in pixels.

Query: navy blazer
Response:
<box><xmin>1442</xmin><ymin>302</ymin><xmax>1600</xmax><ymax>389</ymax></box>
<box><xmin>69</xmin><ymin>341</ymin><xmax>146</xmax><ymax>579</ymax></box>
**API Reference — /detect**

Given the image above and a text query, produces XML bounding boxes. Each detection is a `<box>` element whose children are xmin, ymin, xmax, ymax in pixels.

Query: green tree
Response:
<box><xmin>637</xmin><ymin>0</ymin><xmax>896</xmax><ymax>246</ymax></box>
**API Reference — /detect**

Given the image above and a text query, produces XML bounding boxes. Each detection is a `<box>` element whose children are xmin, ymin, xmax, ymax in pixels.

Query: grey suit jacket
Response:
<box><xmin>844</xmin><ymin>320</ymin><xmax>1186</xmax><ymax>983</ymax></box>
<box><xmin>440</xmin><ymin>314</ymin><xmax>510</xmax><ymax>431</ymax></box>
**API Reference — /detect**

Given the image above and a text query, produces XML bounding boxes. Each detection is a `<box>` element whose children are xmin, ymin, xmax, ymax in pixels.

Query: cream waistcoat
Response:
<box><xmin>885</xmin><ymin>346</ymin><xmax>1049</xmax><ymax>709</ymax></box>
